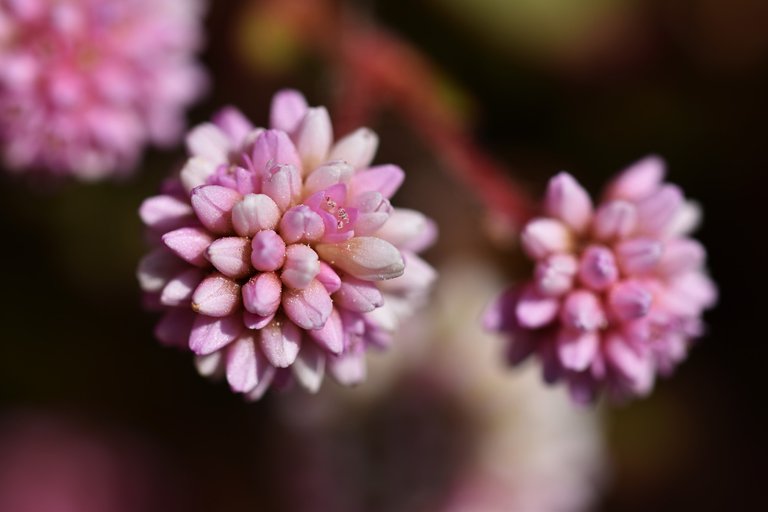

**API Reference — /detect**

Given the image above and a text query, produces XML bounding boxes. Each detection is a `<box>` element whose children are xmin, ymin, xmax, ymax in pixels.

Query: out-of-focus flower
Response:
<box><xmin>0</xmin><ymin>411</ymin><xmax>178</xmax><ymax>512</ymax></box>
<box><xmin>138</xmin><ymin>89</ymin><xmax>437</xmax><ymax>399</ymax></box>
<box><xmin>0</xmin><ymin>0</ymin><xmax>207</xmax><ymax>180</ymax></box>
<box><xmin>486</xmin><ymin>157</ymin><xmax>717</xmax><ymax>404</ymax></box>
<box><xmin>273</xmin><ymin>261</ymin><xmax>605</xmax><ymax>512</ymax></box>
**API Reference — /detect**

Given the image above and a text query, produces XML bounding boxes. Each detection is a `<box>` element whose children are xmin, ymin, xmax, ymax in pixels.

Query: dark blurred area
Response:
<box><xmin>1</xmin><ymin>0</ymin><xmax>766</xmax><ymax>511</ymax></box>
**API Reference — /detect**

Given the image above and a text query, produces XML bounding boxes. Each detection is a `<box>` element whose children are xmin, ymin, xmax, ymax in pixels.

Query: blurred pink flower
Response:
<box><xmin>485</xmin><ymin>157</ymin><xmax>717</xmax><ymax>404</ymax></box>
<box><xmin>138</xmin><ymin>90</ymin><xmax>437</xmax><ymax>399</ymax></box>
<box><xmin>0</xmin><ymin>0</ymin><xmax>207</xmax><ymax>180</ymax></box>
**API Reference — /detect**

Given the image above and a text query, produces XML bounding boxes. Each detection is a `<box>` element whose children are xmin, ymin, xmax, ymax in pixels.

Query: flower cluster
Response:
<box><xmin>485</xmin><ymin>157</ymin><xmax>717</xmax><ymax>403</ymax></box>
<box><xmin>0</xmin><ymin>0</ymin><xmax>206</xmax><ymax>180</ymax></box>
<box><xmin>138</xmin><ymin>90</ymin><xmax>436</xmax><ymax>399</ymax></box>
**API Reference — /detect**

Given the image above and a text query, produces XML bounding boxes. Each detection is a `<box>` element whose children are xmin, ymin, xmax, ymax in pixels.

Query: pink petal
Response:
<box><xmin>334</xmin><ymin>276</ymin><xmax>384</xmax><ymax>313</ymax></box>
<box><xmin>294</xmin><ymin>106</ymin><xmax>333</xmax><ymax>172</ymax></box>
<box><xmin>139</xmin><ymin>195</ymin><xmax>193</xmax><ymax>231</ymax></box>
<box><xmin>544</xmin><ymin>172</ymin><xmax>594</xmax><ymax>233</ymax></box>
<box><xmin>315</xmin><ymin>237</ymin><xmax>404</xmax><ymax>281</ymax></box>
<box><xmin>259</xmin><ymin>318</ymin><xmax>301</xmax><ymax>368</ymax></box>
<box><xmin>329</xmin><ymin>345</ymin><xmax>367</xmax><ymax>385</ymax></box>
<box><xmin>242</xmin><ymin>271</ymin><xmax>282</xmax><ymax>317</ymax></box>
<box><xmin>616</xmin><ymin>238</ymin><xmax>663</xmax><ymax>275</ymax></box>
<box><xmin>191</xmin><ymin>273</ymin><xmax>241</xmax><ymax>317</ymax></box>
<box><xmin>348</xmin><ymin>164</ymin><xmax>405</xmax><ymax>199</ymax></box>
<box><xmin>190</xmin><ymin>185</ymin><xmax>241</xmax><ymax>235</ymax></box>
<box><xmin>261</xmin><ymin>163</ymin><xmax>301</xmax><ymax>212</ymax></box>
<box><xmin>376</xmin><ymin>252</ymin><xmax>437</xmax><ymax>297</ymax></box>
<box><xmin>206</xmin><ymin>237</ymin><xmax>251</xmax><ymax>279</ymax></box>
<box><xmin>250</xmin><ymin>230</ymin><xmax>286</xmax><ymax>271</ymax></box>
<box><xmin>137</xmin><ymin>248</ymin><xmax>185</xmax><ymax>292</ymax></box>
<box><xmin>604</xmin><ymin>333</ymin><xmax>655</xmax><ymax>395</ymax></box>
<box><xmin>592</xmin><ymin>200</ymin><xmax>637</xmax><ymax>241</ymax></box>
<box><xmin>281</xmin><ymin>244</ymin><xmax>320</xmax><ymax>290</ymax></box>
<box><xmin>189</xmin><ymin>313</ymin><xmax>243</xmax><ymax>355</ymax></box>
<box><xmin>231</xmin><ymin>193</ymin><xmax>280</xmax><ymax>237</ymax></box>
<box><xmin>308</xmin><ymin>308</ymin><xmax>344</xmax><ymax>354</ymax></box>
<box><xmin>605</xmin><ymin>155</ymin><xmax>666</xmax><ymax>201</ymax></box>
<box><xmin>329</xmin><ymin>127</ymin><xmax>378</xmax><ymax>169</ymax></box>
<box><xmin>292</xmin><ymin>343</ymin><xmax>326</xmax><ymax>392</ymax></box>
<box><xmin>316</xmin><ymin>262</ymin><xmax>342</xmax><ymax>294</ymax></box>
<box><xmin>635</xmin><ymin>185</ymin><xmax>684</xmax><ymax>235</ymax></box>
<box><xmin>534</xmin><ymin>253</ymin><xmax>578</xmax><ymax>297</ymax></box>
<box><xmin>520</xmin><ymin>218</ymin><xmax>573</xmax><ymax>260</ymax></box>
<box><xmin>658</xmin><ymin>238</ymin><xmax>705</xmax><ymax>276</ymax></box>
<box><xmin>162</xmin><ymin>227</ymin><xmax>213</xmax><ymax>267</ymax></box>
<box><xmin>279</xmin><ymin>205</ymin><xmax>325</xmax><ymax>243</ymax></box>
<box><xmin>352</xmin><ymin>191</ymin><xmax>392</xmax><ymax>235</ymax></box>
<box><xmin>161</xmin><ymin>268</ymin><xmax>204</xmax><ymax>306</ymax></box>
<box><xmin>186</xmin><ymin>122</ymin><xmax>231</xmax><ymax>162</ymax></box>
<box><xmin>373</xmin><ymin>208</ymin><xmax>434</xmax><ymax>251</ymax></box>
<box><xmin>213</xmin><ymin>107</ymin><xmax>253</xmax><ymax>146</ymax></box>
<box><xmin>282</xmin><ymin>279</ymin><xmax>333</xmax><ymax>330</ymax></box>
<box><xmin>578</xmin><ymin>245</ymin><xmax>619</xmax><ymax>291</ymax></box>
<box><xmin>243</xmin><ymin>311</ymin><xmax>275</xmax><ymax>330</ymax></box>
<box><xmin>225</xmin><ymin>333</ymin><xmax>273</xmax><ymax>393</ymax></box>
<box><xmin>269</xmin><ymin>89</ymin><xmax>308</xmax><ymax>133</ymax></box>
<box><xmin>557</xmin><ymin>329</ymin><xmax>599</xmax><ymax>371</ymax></box>
<box><xmin>515</xmin><ymin>285</ymin><xmax>559</xmax><ymax>328</ymax></box>
<box><xmin>560</xmin><ymin>290</ymin><xmax>606</xmax><ymax>332</ymax></box>
<box><xmin>303</xmin><ymin>161</ymin><xmax>354</xmax><ymax>197</ymax></box>
<box><xmin>154</xmin><ymin>308</ymin><xmax>195</xmax><ymax>348</ymax></box>
<box><xmin>608</xmin><ymin>280</ymin><xmax>653</xmax><ymax>321</ymax></box>
<box><xmin>180</xmin><ymin>156</ymin><xmax>217</xmax><ymax>193</ymax></box>
<box><xmin>250</xmin><ymin>130</ymin><xmax>302</xmax><ymax>175</ymax></box>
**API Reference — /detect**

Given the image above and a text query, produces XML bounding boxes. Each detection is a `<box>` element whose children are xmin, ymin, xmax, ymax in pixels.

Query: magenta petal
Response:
<box><xmin>154</xmin><ymin>308</ymin><xmax>195</xmax><ymax>348</ymax></box>
<box><xmin>578</xmin><ymin>245</ymin><xmax>619</xmax><ymax>291</ymax></box>
<box><xmin>282</xmin><ymin>279</ymin><xmax>333</xmax><ymax>330</ymax></box>
<box><xmin>308</xmin><ymin>308</ymin><xmax>344</xmax><ymax>354</ymax></box>
<box><xmin>349</xmin><ymin>164</ymin><xmax>405</xmax><ymax>199</ymax></box>
<box><xmin>191</xmin><ymin>274</ymin><xmax>241</xmax><ymax>317</ymax></box>
<box><xmin>269</xmin><ymin>89</ymin><xmax>308</xmax><ymax>133</ymax></box>
<box><xmin>251</xmin><ymin>130</ymin><xmax>302</xmax><ymax>175</ymax></box>
<box><xmin>162</xmin><ymin>227</ymin><xmax>213</xmax><ymax>267</ymax></box>
<box><xmin>189</xmin><ymin>313</ymin><xmax>243</xmax><ymax>355</ymax></box>
<box><xmin>515</xmin><ymin>286</ymin><xmax>559</xmax><ymax>328</ymax></box>
<box><xmin>190</xmin><ymin>185</ymin><xmax>241</xmax><ymax>235</ymax></box>
<box><xmin>292</xmin><ymin>343</ymin><xmax>326</xmax><ymax>392</ymax></box>
<box><xmin>316</xmin><ymin>262</ymin><xmax>342</xmax><ymax>293</ymax></box>
<box><xmin>557</xmin><ymin>329</ymin><xmax>599</xmax><ymax>371</ymax></box>
<box><xmin>560</xmin><ymin>290</ymin><xmax>606</xmax><ymax>332</ymax></box>
<box><xmin>534</xmin><ymin>254</ymin><xmax>578</xmax><ymax>296</ymax></box>
<box><xmin>242</xmin><ymin>271</ymin><xmax>282</xmax><ymax>317</ymax></box>
<box><xmin>608</xmin><ymin>280</ymin><xmax>653</xmax><ymax>321</ymax></box>
<box><xmin>206</xmin><ymin>237</ymin><xmax>251</xmax><ymax>279</ymax></box>
<box><xmin>259</xmin><ymin>318</ymin><xmax>301</xmax><ymax>368</ymax></box>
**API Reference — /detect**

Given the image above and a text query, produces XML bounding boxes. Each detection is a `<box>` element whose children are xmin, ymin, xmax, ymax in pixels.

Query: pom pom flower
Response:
<box><xmin>138</xmin><ymin>90</ymin><xmax>437</xmax><ymax>399</ymax></box>
<box><xmin>485</xmin><ymin>157</ymin><xmax>717</xmax><ymax>404</ymax></box>
<box><xmin>0</xmin><ymin>0</ymin><xmax>207</xmax><ymax>180</ymax></box>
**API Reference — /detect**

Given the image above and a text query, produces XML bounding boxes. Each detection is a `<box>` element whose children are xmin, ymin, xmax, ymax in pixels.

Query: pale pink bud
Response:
<box><xmin>636</xmin><ymin>185</ymin><xmax>684</xmax><ymax>235</ymax></box>
<box><xmin>578</xmin><ymin>245</ymin><xmax>619</xmax><ymax>291</ymax></box>
<box><xmin>137</xmin><ymin>248</ymin><xmax>185</xmax><ymax>292</ymax></box>
<box><xmin>213</xmin><ymin>107</ymin><xmax>253</xmax><ymax>146</ymax></box>
<box><xmin>139</xmin><ymin>195</ymin><xmax>193</xmax><ymax>231</ymax></box>
<box><xmin>557</xmin><ymin>329</ymin><xmax>599</xmax><ymax>372</ymax></box>
<box><xmin>535</xmin><ymin>253</ymin><xmax>578</xmax><ymax>296</ymax></box>
<box><xmin>206</xmin><ymin>237</ymin><xmax>251</xmax><ymax>279</ymax></box>
<box><xmin>658</xmin><ymin>238</ymin><xmax>705</xmax><ymax>276</ymax></box>
<box><xmin>259</xmin><ymin>318</ymin><xmax>301</xmax><ymax>368</ymax></box>
<box><xmin>190</xmin><ymin>185</ymin><xmax>242</xmax><ymax>235</ymax></box>
<box><xmin>282</xmin><ymin>279</ymin><xmax>333</xmax><ymax>330</ymax></box>
<box><xmin>279</xmin><ymin>205</ymin><xmax>325</xmax><ymax>243</ymax></box>
<box><xmin>604</xmin><ymin>334</ymin><xmax>654</xmax><ymax>395</ymax></box>
<box><xmin>281</xmin><ymin>244</ymin><xmax>321</xmax><ymax>289</ymax></box>
<box><xmin>592</xmin><ymin>200</ymin><xmax>637</xmax><ymax>240</ymax></box>
<box><xmin>231</xmin><ymin>193</ymin><xmax>280</xmax><ymax>237</ymax></box>
<box><xmin>348</xmin><ymin>164</ymin><xmax>405</xmax><ymax>199</ymax></box>
<box><xmin>616</xmin><ymin>238</ymin><xmax>663</xmax><ymax>275</ymax></box>
<box><xmin>269</xmin><ymin>89</ymin><xmax>308</xmax><ymax>133</ymax></box>
<box><xmin>664</xmin><ymin>201</ymin><xmax>701</xmax><ymax>238</ymax></box>
<box><xmin>308</xmin><ymin>308</ymin><xmax>344</xmax><ymax>354</ymax></box>
<box><xmin>189</xmin><ymin>313</ymin><xmax>243</xmax><ymax>355</ymax></box>
<box><xmin>191</xmin><ymin>273</ymin><xmax>240</xmax><ymax>317</ymax></box>
<box><xmin>162</xmin><ymin>227</ymin><xmax>213</xmax><ymax>267</ymax></box>
<box><xmin>195</xmin><ymin>352</ymin><xmax>224</xmax><ymax>378</ymax></box>
<box><xmin>329</xmin><ymin>127</ymin><xmax>378</xmax><ymax>169</ymax></box>
<box><xmin>303</xmin><ymin>161</ymin><xmax>354</xmax><ymax>197</ymax></box>
<box><xmin>315</xmin><ymin>237</ymin><xmax>404</xmax><ymax>281</ymax></box>
<box><xmin>608</xmin><ymin>280</ymin><xmax>653</xmax><ymax>321</ymax></box>
<box><xmin>294</xmin><ymin>106</ymin><xmax>333</xmax><ymax>173</ymax></box>
<box><xmin>160</xmin><ymin>268</ymin><xmax>204</xmax><ymax>306</ymax></box>
<box><xmin>560</xmin><ymin>290</ymin><xmax>606</xmax><ymax>332</ymax></box>
<box><xmin>243</xmin><ymin>311</ymin><xmax>275</xmax><ymax>330</ymax></box>
<box><xmin>242</xmin><ymin>271</ymin><xmax>282</xmax><ymax>317</ymax></box>
<box><xmin>250</xmin><ymin>230</ymin><xmax>286</xmax><ymax>271</ymax></box>
<box><xmin>292</xmin><ymin>343</ymin><xmax>326</xmax><ymax>392</ymax></box>
<box><xmin>186</xmin><ymin>123</ymin><xmax>231</xmax><ymax>162</ymax></box>
<box><xmin>606</xmin><ymin>155</ymin><xmax>665</xmax><ymax>201</ymax></box>
<box><xmin>180</xmin><ymin>156</ymin><xmax>217</xmax><ymax>193</ymax></box>
<box><xmin>334</xmin><ymin>276</ymin><xmax>384</xmax><ymax>313</ymax></box>
<box><xmin>316</xmin><ymin>262</ymin><xmax>342</xmax><ymax>293</ymax></box>
<box><xmin>376</xmin><ymin>252</ymin><xmax>437</xmax><ymax>296</ymax></box>
<box><xmin>329</xmin><ymin>345</ymin><xmax>367</xmax><ymax>385</ymax></box>
<box><xmin>262</xmin><ymin>163</ymin><xmax>301</xmax><ymax>212</ymax></box>
<box><xmin>154</xmin><ymin>308</ymin><xmax>195</xmax><ymax>348</ymax></box>
<box><xmin>245</xmin><ymin>365</ymin><xmax>277</xmax><ymax>401</ymax></box>
<box><xmin>374</xmin><ymin>208</ymin><xmax>433</xmax><ymax>251</ymax></box>
<box><xmin>225</xmin><ymin>333</ymin><xmax>267</xmax><ymax>393</ymax></box>
<box><xmin>352</xmin><ymin>191</ymin><xmax>392</xmax><ymax>235</ymax></box>
<box><xmin>545</xmin><ymin>172</ymin><xmax>593</xmax><ymax>233</ymax></box>
<box><xmin>250</xmin><ymin>130</ymin><xmax>302</xmax><ymax>175</ymax></box>
<box><xmin>521</xmin><ymin>218</ymin><xmax>573</xmax><ymax>260</ymax></box>
<box><xmin>515</xmin><ymin>286</ymin><xmax>559</xmax><ymax>328</ymax></box>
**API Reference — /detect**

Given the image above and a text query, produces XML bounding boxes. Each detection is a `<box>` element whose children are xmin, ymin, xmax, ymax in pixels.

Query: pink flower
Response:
<box><xmin>0</xmin><ymin>0</ymin><xmax>207</xmax><ymax>180</ymax></box>
<box><xmin>485</xmin><ymin>157</ymin><xmax>717</xmax><ymax>404</ymax></box>
<box><xmin>138</xmin><ymin>90</ymin><xmax>437</xmax><ymax>399</ymax></box>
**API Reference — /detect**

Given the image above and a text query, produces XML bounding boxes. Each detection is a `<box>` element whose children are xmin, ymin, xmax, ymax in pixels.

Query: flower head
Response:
<box><xmin>138</xmin><ymin>90</ymin><xmax>437</xmax><ymax>399</ymax></box>
<box><xmin>485</xmin><ymin>157</ymin><xmax>717</xmax><ymax>404</ymax></box>
<box><xmin>0</xmin><ymin>0</ymin><xmax>207</xmax><ymax>180</ymax></box>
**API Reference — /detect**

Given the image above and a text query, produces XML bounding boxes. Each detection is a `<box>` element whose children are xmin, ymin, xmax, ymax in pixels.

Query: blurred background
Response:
<box><xmin>1</xmin><ymin>0</ymin><xmax>766</xmax><ymax>510</ymax></box>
